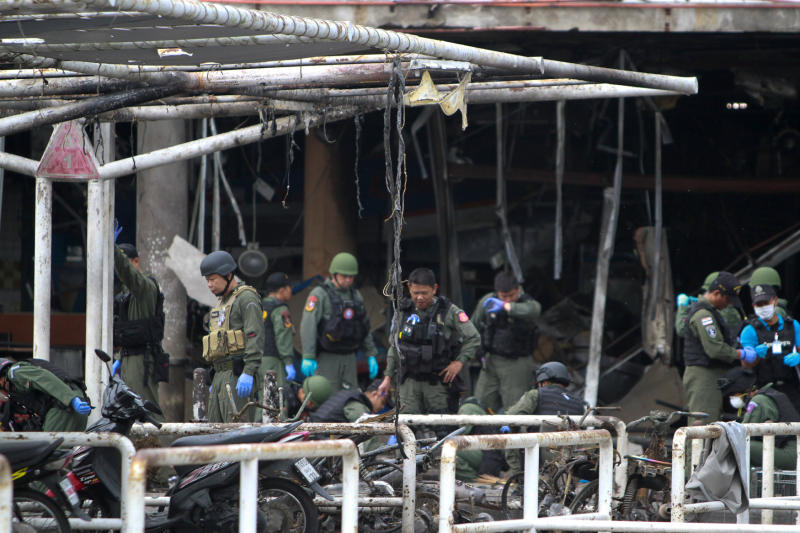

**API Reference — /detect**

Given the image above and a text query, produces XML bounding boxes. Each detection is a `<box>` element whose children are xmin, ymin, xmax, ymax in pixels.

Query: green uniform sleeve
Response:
<box><xmin>448</xmin><ymin>305</ymin><xmax>481</xmax><ymax>364</ymax></box>
<box><xmin>385</xmin><ymin>344</ymin><xmax>398</xmax><ymax>379</ymax></box>
<box><xmin>471</xmin><ymin>295</ymin><xmax>488</xmax><ymax>329</ymax></box>
<box><xmin>114</xmin><ymin>246</ymin><xmax>157</xmax><ymax>316</ymax></box>
<box><xmin>270</xmin><ymin>305</ymin><xmax>295</xmax><ymax>364</ymax></box>
<box><xmin>742</xmin><ymin>394</ymin><xmax>779</xmax><ymax>424</ymax></box>
<box><xmin>688</xmin><ymin>309</ymin><xmax>739</xmax><ymax>363</ymax></box>
<box><xmin>505</xmin><ymin>390</ymin><xmax>539</xmax><ymax>473</ymax></box>
<box><xmin>344</xmin><ymin>399</ymin><xmax>371</xmax><ymax>422</ymax></box>
<box><xmin>234</xmin><ymin>289</ymin><xmax>264</xmax><ymax>376</ymax></box>
<box><xmin>674</xmin><ymin>305</ymin><xmax>690</xmax><ymax>337</ymax></box>
<box><xmin>300</xmin><ymin>287</ymin><xmax>327</xmax><ymax>359</ymax></box>
<box><xmin>8</xmin><ymin>363</ymin><xmax>77</xmax><ymax>408</ymax></box>
<box><xmin>507</xmin><ymin>295</ymin><xmax>541</xmax><ymax>321</ymax></box>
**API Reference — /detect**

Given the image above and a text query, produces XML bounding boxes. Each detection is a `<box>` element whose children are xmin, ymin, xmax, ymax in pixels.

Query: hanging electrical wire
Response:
<box><xmin>353</xmin><ymin>114</ymin><xmax>364</xmax><ymax>218</ymax></box>
<box><xmin>282</xmin><ymin>115</ymin><xmax>299</xmax><ymax>208</ymax></box>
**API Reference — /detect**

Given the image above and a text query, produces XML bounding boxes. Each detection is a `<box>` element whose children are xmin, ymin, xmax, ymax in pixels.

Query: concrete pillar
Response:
<box><xmin>136</xmin><ymin>119</ymin><xmax>188</xmax><ymax>422</ymax></box>
<box><xmin>302</xmin><ymin>128</ymin><xmax>356</xmax><ymax>279</ymax></box>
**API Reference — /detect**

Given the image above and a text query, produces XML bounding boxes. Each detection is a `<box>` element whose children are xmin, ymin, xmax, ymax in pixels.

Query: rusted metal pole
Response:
<box><xmin>554</xmin><ymin>100</ymin><xmax>565</xmax><ymax>280</ymax></box>
<box><xmin>192</xmin><ymin>368</ymin><xmax>209</xmax><ymax>422</ymax></box>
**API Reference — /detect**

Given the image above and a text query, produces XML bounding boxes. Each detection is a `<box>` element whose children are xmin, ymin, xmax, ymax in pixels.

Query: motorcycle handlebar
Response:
<box><xmin>144</xmin><ymin>412</ymin><xmax>162</xmax><ymax>429</ymax></box>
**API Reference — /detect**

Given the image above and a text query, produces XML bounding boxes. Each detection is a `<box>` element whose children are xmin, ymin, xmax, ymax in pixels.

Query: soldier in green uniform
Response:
<box><xmin>261</xmin><ymin>272</ymin><xmax>297</xmax><ymax>391</ymax></box>
<box><xmin>682</xmin><ymin>272</ymin><xmax>756</xmax><ymax>423</ymax></box>
<box><xmin>750</xmin><ymin>266</ymin><xmax>789</xmax><ymax>317</ymax></box>
<box><xmin>676</xmin><ymin>271</ymin><xmax>743</xmax><ymax>337</ymax></box>
<box><xmin>502</xmin><ymin>362</ymin><xmax>585</xmax><ymax>474</ymax></box>
<box><xmin>201</xmin><ymin>251</ymin><xmax>264</xmax><ymax>423</ymax></box>
<box><xmin>377</xmin><ymin>268</ymin><xmax>481</xmax><ymax>415</ymax></box>
<box><xmin>0</xmin><ymin>358</ymin><xmax>91</xmax><ymax>431</ymax></box>
<box><xmin>295</xmin><ymin>375</ymin><xmax>334</xmax><ymax>414</ymax></box>
<box><xmin>308</xmin><ymin>378</ymin><xmax>387</xmax><ymax>423</ymax></box>
<box><xmin>472</xmin><ymin>271</ymin><xmax>541</xmax><ymax>413</ymax></box>
<box><xmin>455</xmin><ymin>398</ymin><xmax>506</xmax><ymax>482</ymax></box>
<box><xmin>299</xmin><ymin>252</ymin><xmax>379</xmax><ymax>393</ymax></box>
<box><xmin>718</xmin><ymin>367</ymin><xmax>799</xmax><ymax>469</ymax></box>
<box><xmin>113</xmin><ymin>243</ymin><xmax>164</xmax><ymax>416</ymax></box>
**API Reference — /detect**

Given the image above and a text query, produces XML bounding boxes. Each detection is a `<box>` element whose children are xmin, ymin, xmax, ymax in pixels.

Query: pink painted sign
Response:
<box><xmin>36</xmin><ymin>121</ymin><xmax>100</xmax><ymax>180</ymax></box>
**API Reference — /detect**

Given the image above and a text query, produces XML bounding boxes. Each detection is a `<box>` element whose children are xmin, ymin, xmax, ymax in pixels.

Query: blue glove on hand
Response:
<box><xmin>285</xmin><ymin>364</ymin><xmax>297</xmax><ymax>382</ymax></box>
<box><xmin>483</xmin><ymin>297</ymin><xmax>505</xmax><ymax>314</ymax></box>
<box><xmin>209</xmin><ymin>385</ymin><xmax>212</xmax><ymax>394</ymax></box>
<box><xmin>676</xmin><ymin>293</ymin><xmax>690</xmax><ymax>307</ymax></box>
<box><xmin>740</xmin><ymin>346</ymin><xmax>758</xmax><ymax>364</ymax></box>
<box><xmin>301</xmin><ymin>358</ymin><xmax>317</xmax><ymax>377</ymax></box>
<box><xmin>113</xmin><ymin>219</ymin><xmax>123</xmax><ymax>243</ymax></box>
<box><xmin>387</xmin><ymin>435</ymin><xmax>398</xmax><ymax>446</ymax></box>
<box><xmin>368</xmin><ymin>356</ymin><xmax>379</xmax><ymax>379</ymax></box>
<box><xmin>500</xmin><ymin>426</ymin><xmax>511</xmax><ymax>434</ymax></box>
<box><xmin>71</xmin><ymin>397</ymin><xmax>91</xmax><ymax>415</ymax></box>
<box><xmin>111</xmin><ymin>360</ymin><xmax>121</xmax><ymax>376</ymax></box>
<box><xmin>784</xmin><ymin>352</ymin><xmax>800</xmax><ymax>368</ymax></box>
<box><xmin>755</xmin><ymin>344</ymin><xmax>770</xmax><ymax>358</ymax></box>
<box><xmin>236</xmin><ymin>373</ymin><xmax>254</xmax><ymax>398</ymax></box>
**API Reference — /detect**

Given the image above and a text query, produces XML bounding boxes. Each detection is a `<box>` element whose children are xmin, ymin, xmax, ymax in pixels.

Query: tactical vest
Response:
<box><xmin>307</xmin><ymin>390</ymin><xmax>370</xmax><ymax>423</ymax></box>
<box><xmin>535</xmin><ymin>385</ymin><xmax>585</xmax><ymax>416</ymax></box>
<box><xmin>202</xmin><ymin>285</ymin><xmax>260</xmax><ymax>362</ymax></box>
<box><xmin>747</xmin><ymin>316</ymin><xmax>796</xmax><ymax>385</ymax></box>
<box><xmin>757</xmin><ymin>387</ymin><xmax>800</xmax><ymax>446</ymax></box>
<box><xmin>397</xmin><ymin>297</ymin><xmax>455</xmax><ymax>381</ymax></box>
<box><xmin>683</xmin><ymin>300</ymin><xmax>736</xmax><ymax>367</ymax></box>
<box><xmin>263</xmin><ymin>298</ymin><xmax>288</xmax><ymax>359</ymax></box>
<box><xmin>482</xmin><ymin>293</ymin><xmax>537</xmax><ymax>358</ymax></box>
<box><xmin>113</xmin><ymin>276</ymin><xmax>165</xmax><ymax>350</ymax></box>
<box><xmin>317</xmin><ymin>284</ymin><xmax>368</xmax><ymax>354</ymax></box>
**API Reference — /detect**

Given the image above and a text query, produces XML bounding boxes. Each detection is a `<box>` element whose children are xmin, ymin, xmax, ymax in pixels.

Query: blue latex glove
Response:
<box><xmin>209</xmin><ymin>385</ymin><xmax>212</xmax><ymax>394</ymax></box>
<box><xmin>113</xmin><ymin>219</ymin><xmax>123</xmax><ymax>243</ymax></box>
<box><xmin>755</xmin><ymin>344</ymin><xmax>770</xmax><ymax>359</ymax></box>
<box><xmin>301</xmin><ymin>358</ymin><xmax>317</xmax><ymax>377</ymax></box>
<box><xmin>111</xmin><ymin>360</ymin><xmax>121</xmax><ymax>376</ymax></box>
<box><xmin>236</xmin><ymin>373</ymin><xmax>254</xmax><ymax>398</ymax></box>
<box><xmin>676</xmin><ymin>293</ymin><xmax>690</xmax><ymax>307</ymax></box>
<box><xmin>784</xmin><ymin>352</ymin><xmax>800</xmax><ymax>368</ymax></box>
<box><xmin>387</xmin><ymin>435</ymin><xmax>398</xmax><ymax>446</ymax></box>
<box><xmin>71</xmin><ymin>397</ymin><xmax>92</xmax><ymax>415</ymax></box>
<box><xmin>483</xmin><ymin>297</ymin><xmax>505</xmax><ymax>314</ymax></box>
<box><xmin>500</xmin><ymin>425</ymin><xmax>511</xmax><ymax>434</ymax></box>
<box><xmin>739</xmin><ymin>346</ymin><xmax>757</xmax><ymax>364</ymax></box>
<box><xmin>368</xmin><ymin>356</ymin><xmax>379</xmax><ymax>379</ymax></box>
<box><xmin>285</xmin><ymin>364</ymin><xmax>297</xmax><ymax>382</ymax></box>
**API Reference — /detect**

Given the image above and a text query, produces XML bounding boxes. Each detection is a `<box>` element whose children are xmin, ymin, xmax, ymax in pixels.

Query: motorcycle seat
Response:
<box><xmin>0</xmin><ymin>438</ymin><xmax>64</xmax><ymax>470</ymax></box>
<box><xmin>170</xmin><ymin>421</ymin><xmax>302</xmax><ymax>448</ymax></box>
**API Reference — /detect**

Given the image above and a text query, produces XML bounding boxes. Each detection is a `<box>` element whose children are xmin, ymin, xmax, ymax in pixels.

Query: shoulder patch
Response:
<box><xmin>746</xmin><ymin>401</ymin><xmax>757</xmax><ymax>413</ymax></box>
<box><xmin>701</xmin><ymin>316</ymin><xmax>714</xmax><ymax>326</ymax></box>
<box><xmin>305</xmin><ymin>296</ymin><xmax>318</xmax><ymax>312</ymax></box>
<box><xmin>281</xmin><ymin>310</ymin><xmax>293</xmax><ymax>328</ymax></box>
<box><xmin>458</xmin><ymin>311</ymin><xmax>469</xmax><ymax>323</ymax></box>
<box><xmin>705</xmin><ymin>325</ymin><xmax>717</xmax><ymax>338</ymax></box>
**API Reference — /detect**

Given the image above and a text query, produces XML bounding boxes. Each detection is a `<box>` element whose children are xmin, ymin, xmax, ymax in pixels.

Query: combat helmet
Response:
<box><xmin>200</xmin><ymin>251</ymin><xmax>237</xmax><ymax>277</ymax></box>
<box><xmin>750</xmin><ymin>266</ymin><xmax>782</xmax><ymax>290</ymax></box>
<box><xmin>536</xmin><ymin>361</ymin><xmax>571</xmax><ymax>386</ymax></box>
<box><xmin>329</xmin><ymin>252</ymin><xmax>358</xmax><ymax>276</ymax></box>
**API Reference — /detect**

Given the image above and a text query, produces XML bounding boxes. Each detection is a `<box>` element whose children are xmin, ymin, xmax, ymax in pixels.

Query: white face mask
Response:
<box><xmin>755</xmin><ymin>304</ymin><xmax>776</xmax><ymax>321</ymax></box>
<box><xmin>729</xmin><ymin>395</ymin><xmax>745</xmax><ymax>409</ymax></box>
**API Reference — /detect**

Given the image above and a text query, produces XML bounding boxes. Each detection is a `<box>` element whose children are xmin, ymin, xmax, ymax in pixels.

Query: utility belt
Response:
<box><xmin>212</xmin><ymin>357</ymin><xmax>245</xmax><ymax>375</ymax></box>
<box><xmin>202</xmin><ymin>328</ymin><xmax>246</xmax><ymax>361</ymax></box>
<box><xmin>116</xmin><ymin>344</ymin><xmax>171</xmax><ymax>384</ymax></box>
<box><xmin>685</xmin><ymin>359</ymin><xmax>732</xmax><ymax>370</ymax></box>
<box><xmin>118</xmin><ymin>345</ymin><xmax>149</xmax><ymax>357</ymax></box>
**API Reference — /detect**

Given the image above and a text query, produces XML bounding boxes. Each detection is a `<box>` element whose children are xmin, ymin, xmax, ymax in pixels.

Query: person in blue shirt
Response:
<box><xmin>739</xmin><ymin>283</ymin><xmax>800</xmax><ymax>410</ymax></box>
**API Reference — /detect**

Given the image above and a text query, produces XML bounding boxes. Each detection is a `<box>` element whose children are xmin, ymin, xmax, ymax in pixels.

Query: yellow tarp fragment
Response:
<box><xmin>405</xmin><ymin>71</ymin><xmax>472</xmax><ymax>130</ymax></box>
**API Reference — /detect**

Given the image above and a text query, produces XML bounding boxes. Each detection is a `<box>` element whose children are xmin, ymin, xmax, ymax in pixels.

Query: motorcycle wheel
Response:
<box><xmin>12</xmin><ymin>488</ymin><xmax>71</xmax><ymax>533</ymax></box>
<box><xmin>568</xmin><ymin>479</ymin><xmax>599</xmax><ymax>514</ymax></box>
<box><xmin>258</xmin><ymin>478</ymin><xmax>319</xmax><ymax>533</ymax></box>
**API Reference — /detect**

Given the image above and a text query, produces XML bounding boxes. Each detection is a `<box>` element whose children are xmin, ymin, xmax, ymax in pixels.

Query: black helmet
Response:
<box><xmin>536</xmin><ymin>361</ymin><xmax>571</xmax><ymax>386</ymax></box>
<box><xmin>200</xmin><ymin>251</ymin><xmax>237</xmax><ymax>277</ymax></box>
<box><xmin>717</xmin><ymin>367</ymin><xmax>756</xmax><ymax>397</ymax></box>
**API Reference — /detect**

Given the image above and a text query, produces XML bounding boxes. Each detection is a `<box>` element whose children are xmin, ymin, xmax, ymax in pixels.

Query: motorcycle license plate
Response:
<box><xmin>293</xmin><ymin>458</ymin><xmax>320</xmax><ymax>484</ymax></box>
<box><xmin>59</xmin><ymin>477</ymin><xmax>80</xmax><ymax>507</ymax></box>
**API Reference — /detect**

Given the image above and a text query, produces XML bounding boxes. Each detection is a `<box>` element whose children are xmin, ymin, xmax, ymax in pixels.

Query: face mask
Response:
<box><xmin>729</xmin><ymin>395</ymin><xmax>745</xmax><ymax>409</ymax></box>
<box><xmin>755</xmin><ymin>304</ymin><xmax>775</xmax><ymax>321</ymax></box>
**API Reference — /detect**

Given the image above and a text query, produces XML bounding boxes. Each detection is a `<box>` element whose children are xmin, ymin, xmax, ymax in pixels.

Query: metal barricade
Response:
<box><xmin>131</xmin><ymin>422</ymin><xmax>417</xmax><ymax>532</ymax></box>
<box><xmin>0</xmin><ymin>431</ymin><xmax>135</xmax><ymax>531</ymax></box>
<box><xmin>673</xmin><ymin>422</ymin><xmax>800</xmax><ymax>526</ymax></box>
<box><xmin>0</xmin><ymin>454</ymin><xmax>10</xmax><ymax>533</ymax></box>
<box><xmin>399</xmin><ymin>413</ymin><xmax>628</xmax><ymax>499</ymax></box>
<box><xmin>124</xmin><ymin>439</ymin><xmax>359</xmax><ymax>533</ymax></box>
<box><xmin>438</xmin><ymin>429</ymin><xmax>614</xmax><ymax>533</ymax></box>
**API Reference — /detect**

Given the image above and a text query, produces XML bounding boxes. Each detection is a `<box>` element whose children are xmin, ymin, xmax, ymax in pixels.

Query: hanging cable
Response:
<box><xmin>353</xmin><ymin>114</ymin><xmax>364</xmax><ymax>218</ymax></box>
<box><xmin>281</xmin><ymin>115</ymin><xmax>298</xmax><ymax>208</ymax></box>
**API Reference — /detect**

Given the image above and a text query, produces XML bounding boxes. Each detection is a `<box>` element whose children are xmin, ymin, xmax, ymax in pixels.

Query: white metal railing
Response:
<box><xmin>132</xmin><ymin>421</ymin><xmax>417</xmax><ymax>532</ymax></box>
<box><xmin>399</xmin><ymin>413</ymin><xmax>628</xmax><ymax>499</ymax></box>
<box><xmin>0</xmin><ymin>431</ymin><xmax>135</xmax><ymax>531</ymax></box>
<box><xmin>124</xmin><ymin>438</ymin><xmax>358</xmax><ymax>533</ymax></box>
<box><xmin>0</xmin><ymin>454</ymin><xmax>10</xmax><ymax>533</ymax></box>
<box><xmin>672</xmin><ymin>422</ymin><xmax>800</xmax><ymax>526</ymax></box>
<box><xmin>438</xmin><ymin>429</ymin><xmax>614</xmax><ymax>533</ymax></box>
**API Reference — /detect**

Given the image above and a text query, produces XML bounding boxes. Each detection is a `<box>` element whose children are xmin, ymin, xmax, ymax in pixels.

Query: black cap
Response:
<box><xmin>265</xmin><ymin>272</ymin><xmax>290</xmax><ymax>291</ymax></box>
<box><xmin>118</xmin><ymin>243</ymin><xmax>138</xmax><ymax>259</ymax></box>
<box><xmin>717</xmin><ymin>367</ymin><xmax>756</xmax><ymax>396</ymax></box>
<box><xmin>707</xmin><ymin>271</ymin><xmax>742</xmax><ymax>306</ymax></box>
<box><xmin>751</xmin><ymin>283</ymin><xmax>777</xmax><ymax>305</ymax></box>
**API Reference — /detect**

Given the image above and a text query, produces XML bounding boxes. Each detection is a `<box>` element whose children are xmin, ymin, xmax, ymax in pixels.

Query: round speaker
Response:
<box><xmin>238</xmin><ymin>248</ymin><xmax>268</xmax><ymax>278</ymax></box>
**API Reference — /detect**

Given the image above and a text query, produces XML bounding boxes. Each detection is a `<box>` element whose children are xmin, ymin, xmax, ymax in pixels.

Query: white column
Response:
<box><xmin>33</xmin><ymin>178</ymin><xmax>52</xmax><ymax>361</ymax></box>
<box><xmin>85</xmin><ymin>178</ymin><xmax>105</xmax><ymax>419</ymax></box>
